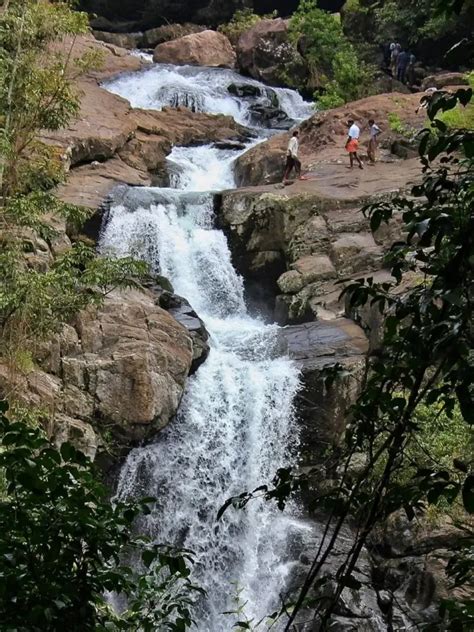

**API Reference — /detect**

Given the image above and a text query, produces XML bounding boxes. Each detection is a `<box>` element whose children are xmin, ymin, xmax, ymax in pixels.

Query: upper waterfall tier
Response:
<box><xmin>104</xmin><ymin>63</ymin><xmax>314</xmax><ymax>128</ymax></box>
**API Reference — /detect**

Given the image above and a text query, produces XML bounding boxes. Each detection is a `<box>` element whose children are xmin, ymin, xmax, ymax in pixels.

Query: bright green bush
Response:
<box><xmin>289</xmin><ymin>0</ymin><xmax>373</xmax><ymax>109</ymax></box>
<box><xmin>435</xmin><ymin>73</ymin><xmax>474</xmax><ymax>130</ymax></box>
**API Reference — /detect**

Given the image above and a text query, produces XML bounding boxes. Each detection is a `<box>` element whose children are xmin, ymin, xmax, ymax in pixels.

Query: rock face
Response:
<box><xmin>153</xmin><ymin>30</ymin><xmax>236</xmax><ymax>68</ymax></box>
<box><xmin>92</xmin><ymin>23</ymin><xmax>207</xmax><ymax>49</ymax></box>
<box><xmin>1</xmin><ymin>286</ymin><xmax>209</xmax><ymax>465</ymax></box>
<box><xmin>91</xmin><ymin>30</ymin><xmax>143</xmax><ymax>49</ymax></box>
<box><xmin>281</xmin><ymin>318</ymin><xmax>368</xmax><ymax>459</ymax></box>
<box><xmin>234</xmin><ymin>91</ymin><xmax>427</xmax><ymax>187</ymax></box>
<box><xmin>236</xmin><ymin>18</ymin><xmax>308</xmax><ymax>88</ymax></box>
<box><xmin>217</xmin><ymin>157</ymin><xmax>420</xmax><ymax>324</ymax></box>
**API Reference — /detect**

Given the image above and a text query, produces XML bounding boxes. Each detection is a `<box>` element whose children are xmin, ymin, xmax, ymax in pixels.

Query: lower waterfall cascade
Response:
<box><xmin>100</xmin><ymin>63</ymin><xmax>313</xmax><ymax>630</ymax></box>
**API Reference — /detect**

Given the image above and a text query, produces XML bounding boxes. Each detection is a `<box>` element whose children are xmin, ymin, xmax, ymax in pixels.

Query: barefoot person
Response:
<box><xmin>345</xmin><ymin>119</ymin><xmax>363</xmax><ymax>169</ymax></box>
<box><xmin>367</xmin><ymin>119</ymin><xmax>381</xmax><ymax>164</ymax></box>
<box><xmin>283</xmin><ymin>130</ymin><xmax>301</xmax><ymax>182</ymax></box>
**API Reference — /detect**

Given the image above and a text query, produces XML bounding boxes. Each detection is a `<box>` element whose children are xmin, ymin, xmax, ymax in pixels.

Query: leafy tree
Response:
<box><xmin>342</xmin><ymin>0</ymin><xmax>474</xmax><ymax>65</ymax></box>
<box><xmin>0</xmin><ymin>400</ymin><xmax>201</xmax><ymax>631</ymax></box>
<box><xmin>0</xmin><ymin>1</ymin><xmax>147</xmax><ymax>364</ymax></box>
<box><xmin>289</xmin><ymin>0</ymin><xmax>374</xmax><ymax>108</ymax></box>
<box><xmin>220</xmin><ymin>53</ymin><xmax>474</xmax><ymax>632</ymax></box>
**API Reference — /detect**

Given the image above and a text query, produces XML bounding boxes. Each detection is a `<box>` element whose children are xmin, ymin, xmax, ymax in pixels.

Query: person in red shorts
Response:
<box><xmin>345</xmin><ymin>119</ymin><xmax>364</xmax><ymax>170</ymax></box>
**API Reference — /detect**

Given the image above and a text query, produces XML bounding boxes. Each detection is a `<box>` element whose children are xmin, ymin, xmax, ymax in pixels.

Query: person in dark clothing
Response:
<box><xmin>407</xmin><ymin>52</ymin><xmax>416</xmax><ymax>85</ymax></box>
<box><xmin>381</xmin><ymin>43</ymin><xmax>391</xmax><ymax>69</ymax></box>
<box><xmin>397</xmin><ymin>50</ymin><xmax>409</xmax><ymax>83</ymax></box>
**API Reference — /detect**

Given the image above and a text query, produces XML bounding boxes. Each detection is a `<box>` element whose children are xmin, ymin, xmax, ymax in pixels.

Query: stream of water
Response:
<box><xmin>100</xmin><ymin>63</ymin><xmax>313</xmax><ymax>630</ymax></box>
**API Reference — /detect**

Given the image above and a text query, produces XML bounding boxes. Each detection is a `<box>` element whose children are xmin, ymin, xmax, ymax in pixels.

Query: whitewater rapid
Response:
<box><xmin>100</xmin><ymin>64</ymin><xmax>310</xmax><ymax>630</ymax></box>
<box><xmin>104</xmin><ymin>63</ymin><xmax>314</xmax><ymax>127</ymax></box>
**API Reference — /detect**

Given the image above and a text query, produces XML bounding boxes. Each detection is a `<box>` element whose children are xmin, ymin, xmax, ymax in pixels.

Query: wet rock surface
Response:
<box><xmin>280</xmin><ymin>318</ymin><xmax>368</xmax><ymax>458</ymax></box>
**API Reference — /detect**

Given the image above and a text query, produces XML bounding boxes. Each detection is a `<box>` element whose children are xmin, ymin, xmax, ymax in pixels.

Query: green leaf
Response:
<box><xmin>456</xmin><ymin>384</ymin><xmax>474</xmax><ymax>424</ymax></box>
<box><xmin>142</xmin><ymin>549</ymin><xmax>157</xmax><ymax>568</ymax></box>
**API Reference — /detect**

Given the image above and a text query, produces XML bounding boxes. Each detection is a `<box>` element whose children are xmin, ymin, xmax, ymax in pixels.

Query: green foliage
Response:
<box><xmin>318</xmin><ymin>49</ymin><xmax>374</xmax><ymax>110</ymax></box>
<box><xmin>0</xmin><ymin>0</ymin><xmax>94</xmax><ymax>200</ymax></box>
<box><xmin>0</xmin><ymin>1</ymin><xmax>146</xmax><ymax>362</ymax></box>
<box><xmin>0</xmin><ymin>400</ymin><xmax>201</xmax><ymax>631</ymax></box>
<box><xmin>218</xmin><ymin>8</ymin><xmax>277</xmax><ymax>45</ymax></box>
<box><xmin>373</xmin><ymin>0</ymin><xmax>460</xmax><ymax>45</ymax></box>
<box><xmin>289</xmin><ymin>0</ymin><xmax>373</xmax><ymax>109</ymax></box>
<box><xmin>435</xmin><ymin>76</ymin><xmax>474</xmax><ymax>130</ymax></box>
<box><xmin>0</xmin><ymin>241</ymin><xmax>148</xmax><ymax>348</ymax></box>
<box><xmin>371</xmin><ymin>403</ymin><xmax>473</xmax><ymax>520</ymax></box>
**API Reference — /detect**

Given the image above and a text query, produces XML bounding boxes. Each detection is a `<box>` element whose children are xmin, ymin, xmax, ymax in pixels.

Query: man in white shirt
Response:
<box><xmin>283</xmin><ymin>130</ymin><xmax>302</xmax><ymax>182</ymax></box>
<box><xmin>345</xmin><ymin>119</ymin><xmax>364</xmax><ymax>170</ymax></box>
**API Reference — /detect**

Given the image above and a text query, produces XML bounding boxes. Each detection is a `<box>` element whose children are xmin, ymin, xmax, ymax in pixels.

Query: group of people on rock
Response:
<box><xmin>283</xmin><ymin>118</ymin><xmax>381</xmax><ymax>183</ymax></box>
<box><xmin>346</xmin><ymin>118</ymin><xmax>381</xmax><ymax>170</ymax></box>
<box><xmin>382</xmin><ymin>42</ymin><xmax>416</xmax><ymax>85</ymax></box>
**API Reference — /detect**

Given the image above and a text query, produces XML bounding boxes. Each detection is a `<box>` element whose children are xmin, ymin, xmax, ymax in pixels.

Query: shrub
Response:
<box><xmin>218</xmin><ymin>8</ymin><xmax>277</xmax><ymax>45</ymax></box>
<box><xmin>434</xmin><ymin>73</ymin><xmax>474</xmax><ymax>130</ymax></box>
<box><xmin>0</xmin><ymin>400</ymin><xmax>201</xmax><ymax>630</ymax></box>
<box><xmin>289</xmin><ymin>0</ymin><xmax>374</xmax><ymax>109</ymax></box>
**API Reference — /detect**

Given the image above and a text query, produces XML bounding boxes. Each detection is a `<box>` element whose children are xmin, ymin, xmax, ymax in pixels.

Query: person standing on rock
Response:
<box><xmin>397</xmin><ymin>50</ymin><xmax>409</xmax><ymax>83</ymax></box>
<box><xmin>283</xmin><ymin>130</ymin><xmax>302</xmax><ymax>183</ymax></box>
<box><xmin>345</xmin><ymin>119</ymin><xmax>364</xmax><ymax>170</ymax></box>
<box><xmin>407</xmin><ymin>52</ymin><xmax>417</xmax><ymax>86</ymax></box>
<box><xmin>390</xmin><ymin>43</ymin><xmax>401</xmax><ymax>77</ymax></box>
<box><xmin>367</xmin><ymin>119</ymin><xmax>381</xmax><ymax>164</ymax></box>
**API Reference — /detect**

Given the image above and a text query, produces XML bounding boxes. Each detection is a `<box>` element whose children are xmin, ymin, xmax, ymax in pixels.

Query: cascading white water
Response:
<box><xmin>104</xmin><ymin>63</ymin><xmax>314</xmax><ymax>126</ymax></box>
<box><xmin>100</xmin><ymin>61</ymin><xmax>313</xmax><ymax>630</ymax></box>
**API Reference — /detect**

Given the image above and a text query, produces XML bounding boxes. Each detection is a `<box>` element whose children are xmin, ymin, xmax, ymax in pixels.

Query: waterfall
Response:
<box><xmin>100</xmin><ymin>63</ymin><xmax>312</xmax><ymax>630</ymax></box>
<box><xmin>104</xmin><ymin>63</ymin><xmax>314</xmax><ymax>127</ymax></box>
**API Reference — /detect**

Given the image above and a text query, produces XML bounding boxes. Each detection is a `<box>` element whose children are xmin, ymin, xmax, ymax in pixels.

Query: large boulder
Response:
<box><xmin>43</xmin><ymin>289</ymin><xmax>196</xmax><ymax>445</ymax></box>
<box><xmin>280</xmin><ymin>318</ymin><xmax>368</xmax><ymax>461</ymax></box>
<box><xmin>153</xmin><ymin>30</ymin><xmax>236</xmax><ymax>68</ymax></box>
<box><xmin>142</xmin><ymin>23</ymin><xmax>206</xmax><ymax>48</ymax></box>
<box><xmin>421</xmin><ymin>72</ymin><xmax>470</xmax><ymax>90</ymax></box>
<box><xmin>236</xmin><ymin>18</ymin><xmax>308</xmax><ymax>88</ymax></box>
<box><xmin>92</xmin><ymin>30</ymin><xmax>144</xmax><ymax>49</ymax></box>
<box><xmin>11</xmin><ymin>285</ymin><xmax>209</xmax><ymax>465</ymax></box>
<box><xmin>234</xmin><ymin>132</ymin><xmax>289</xmax><ymax>186</ymax></box>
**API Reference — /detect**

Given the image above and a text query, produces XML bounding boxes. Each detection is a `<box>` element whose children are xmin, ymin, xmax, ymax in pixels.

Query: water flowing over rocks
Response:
<box><xmin>153</xmin><ymin>30</ymin><xmax>236</xmax><ymax>68</ymax></box>
<box><xmin>45</xmin><ymin>37</ymin><xmax>250</xmax><ymax>212</ymax></box>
